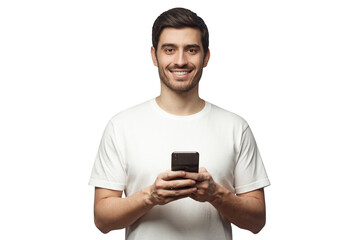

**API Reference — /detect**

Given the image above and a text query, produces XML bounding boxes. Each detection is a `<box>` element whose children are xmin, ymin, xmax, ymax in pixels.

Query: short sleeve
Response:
<box><xmin>88</xmin><ymin>120</ymin><xmax>127</xmax><ymax>191</ymax></box>
<box><xmin>234</xmin><ymin>126</ymin><xmax>270</xmax><ymax>194</ymax></box>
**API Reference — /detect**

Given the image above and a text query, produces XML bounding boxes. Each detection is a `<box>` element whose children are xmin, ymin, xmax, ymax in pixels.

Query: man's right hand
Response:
<box><xmin>94</xmin><ymin>171</ymin><xmax>197</xmax><ymax>233</ymax></box>
<box><xmin>143</xmin><ymin>170</ymin><xmax>197</xmax><ymax>206</ymax></box>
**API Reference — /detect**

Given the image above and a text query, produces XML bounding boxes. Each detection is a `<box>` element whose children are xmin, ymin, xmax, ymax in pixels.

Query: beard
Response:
<box><xmin>157</xmin><ymin>64</ymin><xmax>204</xmax><ymax>93</ymax></box>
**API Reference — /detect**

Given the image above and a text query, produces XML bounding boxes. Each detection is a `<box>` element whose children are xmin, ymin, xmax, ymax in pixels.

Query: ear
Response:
<box><xmin>151</xmin><ymin>47</ymin><xmax>158</xmax><ymax>67</ymax></box>
<box><xmin>203</xmin><ymin>49</ymin><xmax>210</xmax><ymax>68</ymax></box>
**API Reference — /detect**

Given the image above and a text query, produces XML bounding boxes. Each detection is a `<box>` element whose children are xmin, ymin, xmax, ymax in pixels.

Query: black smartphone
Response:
<box><xmin>171</xmin><ymin>151</ymin><xmax>199</xmax><ymax>172</ymax></box>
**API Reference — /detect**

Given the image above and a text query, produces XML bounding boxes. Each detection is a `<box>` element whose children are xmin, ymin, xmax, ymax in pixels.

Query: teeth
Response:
<box><xmin>173</xmin><ymin>71</ymin><xmax>187</xmax><ymax>75</ymax></box>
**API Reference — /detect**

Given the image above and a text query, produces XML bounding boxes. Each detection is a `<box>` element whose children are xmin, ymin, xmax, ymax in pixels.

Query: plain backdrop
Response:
<box><xmin>1</xmin><ymin>0</ymin><xmax>359</xmax><ymax>239</ymax></box>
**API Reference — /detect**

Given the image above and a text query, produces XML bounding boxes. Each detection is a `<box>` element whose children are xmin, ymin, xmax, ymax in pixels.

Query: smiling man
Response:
<box><xmin>89</xmin><ymin>8</ymin><xmax>270</xmax><ymax>240</ymax></box>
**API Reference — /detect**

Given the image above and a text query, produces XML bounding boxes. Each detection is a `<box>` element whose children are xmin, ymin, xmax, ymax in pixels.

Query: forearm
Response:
<box><xmin>94</xmin><ymin>171</ymin><xmax>197</xmax><ymax>233</ymax></box>
<box><xmin>94</xmin><ymin>187</ymin><xmax>153</xmax><ymax>233</ymax></box>
<box><xmin>210</xmin><ymin>184</ymin><xmax>266</xmax><ymax>234</ymax></box>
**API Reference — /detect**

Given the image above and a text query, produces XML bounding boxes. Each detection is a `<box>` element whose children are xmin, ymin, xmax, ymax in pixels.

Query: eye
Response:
<box><xmin>188</xmin><ymin>48</ymin><xmax>198</xmax><ymax>54</ymax></box>
<box><xmin>165</xmin><ymin>48</ymin><xmax>175</xmax><ymax>54</ymax></box>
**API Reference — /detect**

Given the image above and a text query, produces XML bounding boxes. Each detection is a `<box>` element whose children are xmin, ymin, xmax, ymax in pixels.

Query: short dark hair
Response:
<box><xmin>152</xmin><ymin>8</ymin><xmax>209</xmax><ymax>56</ymax></box>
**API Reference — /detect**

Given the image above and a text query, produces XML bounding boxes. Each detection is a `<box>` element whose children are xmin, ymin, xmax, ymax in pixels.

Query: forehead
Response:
<box><xmin>158</xmin><ymin>27</ymin><xmax>202</xmax><ymax>48</ymax></box>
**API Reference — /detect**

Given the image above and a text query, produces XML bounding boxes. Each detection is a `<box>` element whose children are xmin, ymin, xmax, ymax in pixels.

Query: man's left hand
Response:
<box><xmin>184</xmin><ymin>167</ymin><xmax>218</xmax><ymax>203</ymax></box>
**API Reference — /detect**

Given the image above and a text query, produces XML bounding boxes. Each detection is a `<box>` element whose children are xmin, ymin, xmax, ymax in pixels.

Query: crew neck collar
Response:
<box><xmin>150</xmin><ymin>98</ymin><xmax>211</xmax><ymax>120</ymax></box>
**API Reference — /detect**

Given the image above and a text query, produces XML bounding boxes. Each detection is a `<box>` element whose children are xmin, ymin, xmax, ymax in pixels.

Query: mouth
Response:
<box><xmin>169</xmin><ymin>69</ymin><xmax>193</xmax><ymax>79</ymax></box>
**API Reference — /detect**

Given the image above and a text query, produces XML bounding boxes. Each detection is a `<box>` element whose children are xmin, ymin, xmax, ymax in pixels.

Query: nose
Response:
<box><xmin>174</xmin><ymin>50</ymin><xmax>188</xmax><ymax>67</ymax></box>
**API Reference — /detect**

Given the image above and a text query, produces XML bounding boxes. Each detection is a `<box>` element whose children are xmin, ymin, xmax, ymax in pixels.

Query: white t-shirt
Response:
<box><xmin>89</xmin><ymin>99</ymin><xmax>270</xmax><ymax>240</ymax></box>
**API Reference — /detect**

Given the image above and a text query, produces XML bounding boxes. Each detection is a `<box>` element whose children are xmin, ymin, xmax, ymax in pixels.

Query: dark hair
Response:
<box><xmin>152</xmin><ymin>8</ymin><xmax>209</xmax><ymax>56</ymax></box>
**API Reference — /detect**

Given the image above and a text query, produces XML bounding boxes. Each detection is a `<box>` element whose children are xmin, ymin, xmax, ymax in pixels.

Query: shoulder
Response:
<box><xmin>208</xmin><ymin>102</ymin><xmax>249</xmax><ymax>131</ymax></box>
<box><xmin>109</xmin><ymin>99</ymin><xmax>153</xmax><ymax>126</ymax></box>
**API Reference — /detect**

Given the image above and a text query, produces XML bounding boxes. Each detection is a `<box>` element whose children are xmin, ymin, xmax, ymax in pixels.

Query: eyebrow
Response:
<box><xmin>160</xmin><ymin>43</ymin><xmax>176</xmax><ymax>49</ymax></box>
<box><xmin>160</xmin><ymin>43</ymin><xmax>201</xmax><ymax>50</ymax></box>
<box><xmin>186</xmin><ymin>44</ymin><xmax>201</xmax><ymax>49</ymax></box>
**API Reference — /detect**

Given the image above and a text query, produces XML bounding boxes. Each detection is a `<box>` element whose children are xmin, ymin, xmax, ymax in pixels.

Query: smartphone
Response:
<box><xmin>171</xmin><ymin>151</ymin><xmax>199</xmax><ymax>173</ymax></box>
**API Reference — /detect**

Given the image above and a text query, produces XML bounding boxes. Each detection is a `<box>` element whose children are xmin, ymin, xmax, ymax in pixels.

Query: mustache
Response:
<box><xmin>168</xmin><ymin>64</ymin><xmax>194</xmax><ymax>70</ymax></box>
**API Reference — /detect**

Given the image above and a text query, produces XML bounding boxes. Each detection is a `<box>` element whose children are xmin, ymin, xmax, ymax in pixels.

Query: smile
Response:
<box><xmin>170</xmin><ymin>70</ymin><xmax>192</xmax><ymax>79</ymax></box>
<box><xmin>173</xmin><ymin>71</ymin><xmax>188</xmax><ymax>75</ymax></box>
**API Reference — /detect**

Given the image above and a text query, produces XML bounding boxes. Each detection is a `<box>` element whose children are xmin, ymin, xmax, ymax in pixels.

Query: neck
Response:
<box><xmin>156</xmin><ymin>85</ymin><xmax>205</xmax><ymax>116</ymax></box>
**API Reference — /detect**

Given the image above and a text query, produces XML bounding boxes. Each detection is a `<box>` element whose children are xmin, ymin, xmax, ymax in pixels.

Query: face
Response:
<box><xmin>151</xmin><ymin>27</ymin><xmax>210</xmax><ymax>93</ymax></box>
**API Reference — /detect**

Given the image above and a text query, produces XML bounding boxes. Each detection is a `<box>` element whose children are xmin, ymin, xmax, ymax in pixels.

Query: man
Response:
<box><xmin>89</xmin><ymin>7</ymin><xmax>270</xmax><ymax>239</ymax></box>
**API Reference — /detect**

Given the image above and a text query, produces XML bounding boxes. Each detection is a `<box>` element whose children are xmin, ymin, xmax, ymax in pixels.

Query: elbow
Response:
<box><xmin>250</xmin><ymin>218</ymin><xmax>266</xmax><ymax>234</ymax></box>
<box><xmin>251</xmin><ymin>225</ymin><xmax>264</xmax><ymax>234</ymax></box>
<box><xmin>94</xmin><ymin>214</ymin><xmax>128</xmax><ymax>234</ymax></box>
<box><xmin>97</xmin><ymin>225</ymin><xmax>110</xmax><ymax>234</ymax></box>
<box><xmin>94</xmin><ymin>217</ymin><xmax>111</xmax><ymax>234</ymax></box>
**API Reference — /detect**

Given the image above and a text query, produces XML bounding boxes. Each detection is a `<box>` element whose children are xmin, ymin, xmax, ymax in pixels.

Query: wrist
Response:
<box><xmin>209</xmin><ymin>183</ymin><xmax>230</xmax><ymax>208</ymax></box>
<box><xmin>141</xmin><ymin>186</ymin><xmax>156</xmax><ymax>208</ymax></box>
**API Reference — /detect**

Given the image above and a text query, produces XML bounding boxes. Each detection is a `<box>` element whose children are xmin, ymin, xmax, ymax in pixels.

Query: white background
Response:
<box><xmin>1</xmin><ymin>0</ymin><xmax>359</xmax><ymax>239</ymax></box>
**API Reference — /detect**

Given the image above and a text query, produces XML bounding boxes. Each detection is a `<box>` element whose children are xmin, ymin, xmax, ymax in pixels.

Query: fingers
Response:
<box><xmin>151</xmin><ymin>183</ymin><xmax>197</xmax><ymax>205</ymax></box>
<box><xmin>184</xmin><ymin>168</ymin><xmax>218</xmax><ymax>203</ymax></box>
<box><xmin>157</xmin><ymin>170</ymin><xmax>196</xmax><ymax>188</ymax></box>
<box><xmin>199</xmin><ymin>167</ymin><xmax>207</xmax><ymax>173</ymax></box>
<box><xmin>184</xmin><ymin>169</ymin><xmax>211</xmax><ymax>182</ymax></box>
<box><xmin>151</xmin><ymin>170</ymin><xmax>198</xmax><ymax>205</ymax></box>
<box><xmin>151</xmin><ymin>169</ymin><xmax>216</xmax><ymax>205</ymax></box>
<box><xmin>156</xmin><ymin>187</ymin><xmax>197</xmax><ymax>199</ymax></box>
<box><xmin>159</xmin><ymin>168</ymin><xmax>209</xmax><ymax>182</ymax></box>
<box><xmin>155</xmin><ymin>178</ymin><xmax>196</xmax><ymax>190</ymax></box>
<box><xmin>158</xmin><ymin>170</ymin><xmax>186</xmax><ymax>181</ymax></box>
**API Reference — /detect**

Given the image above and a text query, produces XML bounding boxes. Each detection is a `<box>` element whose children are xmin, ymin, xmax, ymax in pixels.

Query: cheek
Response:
<box><xmin>192</xmin><ymin>57</ymin><xmax>205</xmax><ymax>68</ymax></box>
<box><xmin>157</xmin><ymin>59</ymin><xmax>171</xmax><ymax>70</ymax></box>
<box><xmin>156</xmin><ymin>54</ymin><xmax>172</xmax><ymax>67</ymax></box>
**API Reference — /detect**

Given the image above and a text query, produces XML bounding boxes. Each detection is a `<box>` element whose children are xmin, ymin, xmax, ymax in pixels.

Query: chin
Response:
<box><xmin>166</xmin><ymin>82</ymin><xmax>199</xmax><ymax>93</ymax></box>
